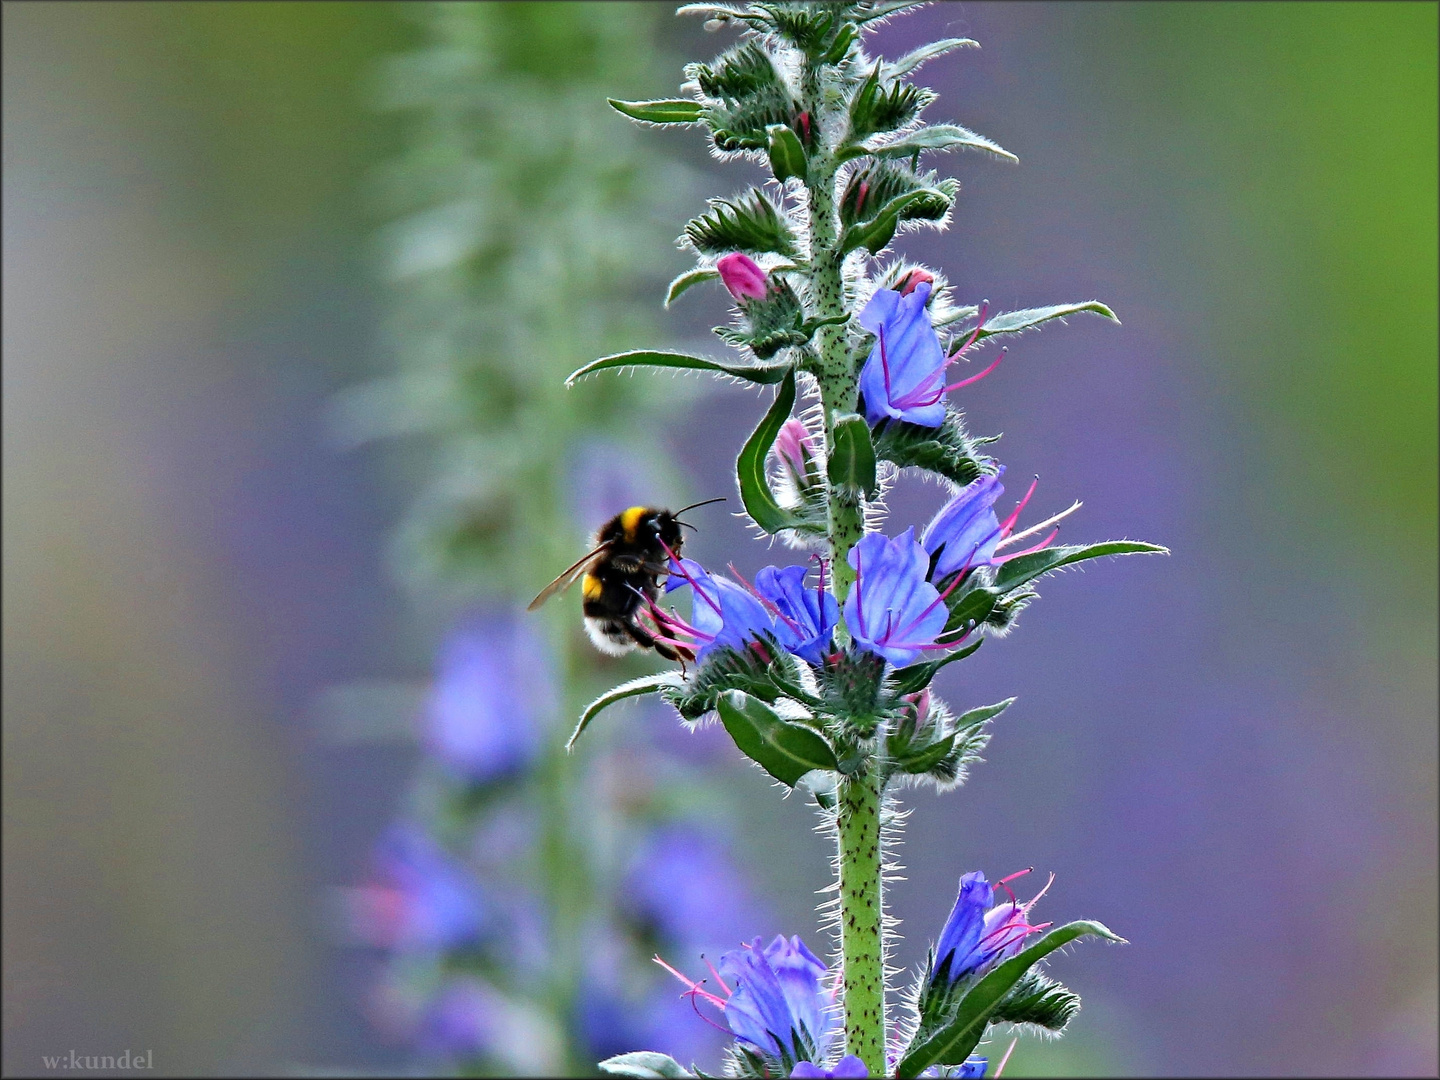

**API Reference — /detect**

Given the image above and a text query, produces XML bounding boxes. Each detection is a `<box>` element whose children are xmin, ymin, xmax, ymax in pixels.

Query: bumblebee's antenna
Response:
<box><xmin>673</xmin><ymin>496</ymin><xmax>726</xmax><ymax>517</ymax></box>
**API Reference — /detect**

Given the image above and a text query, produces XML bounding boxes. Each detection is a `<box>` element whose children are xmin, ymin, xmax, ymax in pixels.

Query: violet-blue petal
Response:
<box><xmin>756</xmin><ymin>564</ymin><xmax>839</xmax><ymax>664</ymax></box>
<box><xmin>375</xmin><ymin>824</ymin><xmax>487</xmax><ymax>950</ymax></box>
<box><xmin>934</xmin><ymin>871</ymin><xmax>994</xmax><ymax>982</ymax></box>
<box><xmin>719</xmin><ymin>934</ymin><xmax>837</xmax><ymax>1061</ymax></box>
<box><xmin>667</xmin><ymin>556</ymin><xmax>774</xmax><ymax>661</ymax></box>
<box><xmin>921</xmin><ymin>469</ymin><xmax>1007</xmax><ymax>581</ymax></box>
<box><xmin>857</xmin><ymin>282</ymin><xmax>948</xmax><ymax>428</ymax></box>
<box><xmin>622</xmin><ymin>824</ymin><xmax>766</xmax><ymax>948</ymax></box>
<box><xmin>844</xmin><ymin>528</ymin><xmax>949</xmax><ymax>667</ymax></box>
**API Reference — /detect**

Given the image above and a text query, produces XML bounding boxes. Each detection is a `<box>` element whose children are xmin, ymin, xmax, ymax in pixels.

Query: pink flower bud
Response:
<box><xmin>897</xmin><ymin>269</ymin><xmax>935</xmax><ymax>296</ymax></box>
<box><xmin>774</xmin><ymin>418</ymin><xmax>817</xmax><ymax>480</ymax></box>
<box><xmin>717</xmin><ymin>253</ymin><xmax>769</xmax><ymax>302</ymax></box>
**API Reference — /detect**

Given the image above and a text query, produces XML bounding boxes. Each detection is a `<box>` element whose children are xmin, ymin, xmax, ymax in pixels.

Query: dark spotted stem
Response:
<box><xmin>804</xmin><ymin>94</ymin><xmax>886</xmax><ymax>1076</ymax></box>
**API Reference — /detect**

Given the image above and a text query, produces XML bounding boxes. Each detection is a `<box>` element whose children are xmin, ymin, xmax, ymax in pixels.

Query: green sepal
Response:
<box><xmin>892</xmin><ymin>731</ymin><xmax>956</xmax><ymax>775</ymax></box>
<box><xmin>567</xmin><ymin>350</ymin><xmax>791</xmax><ymax>388</ymax></box>
<box><xmin>827</xmin><ymin>413</ymin><xmax>878</xmax><ymax>498</ymax></box>
<box><xmin>665</xmin><ymin>267</ymin><xmax>720</xmax><ymax>307</ymax></box>
<box><xmin>869</xmin><ymin>407</ymin><xmax>992</xmax><ymax>488</ymax></box>
<box><xmin>820</xmin><ymin>22</ymin><xmax>858</xmax><ymax>65</ymax></box>
<box><xmin>882</xmin><ymin>38</ymin><xmax>979</xmax><ymax>80</ymax></box>
<box><xmin>765</xmin><ymin>124</ymin><xmax>808</xmax><ymax>183</ymax></box>
<box><xmin>870</xmin><ymin>123</ymin><xmax>1017</xmax><ymax>163</ymax></box>
<box><xmin>853</xmin><ymin>0</ymin><xmax>930</xmax><ymax>24</ymax></box>
<box><xmin>599</xmin><ymin>1051</ymin><xmax>695</xmax><ymax>1079</ymax></box>
<box><xmin>568</xmin><ymin>673</ymin><xmax>685</xmax><ymax>750</ymax></box>
<box><xmin>950</xmin><ymin>301</ymin><xmax>1119</xmax><ymax>348</ymax></box>
<box><xmin>717</xmin><ymin>690</ymin><xmax>838</xmax><ymax>787</ymax></box>
<box><xmin>990</xmin><ymin>969</ymin><xmax>1081</xmax><ymax>1033</ymax></box>
<box><xmin>841</xmin><ymin>186</ymin><xmax>950</xmax><ymax>254</ymax></box>
<box><xmin>685</xmin><ymin>188</ymin><xmax>798</xmax><ymax>257</ymax></box>
<box><xmin>887</xmin><ymin>637</ymin><xmax>983</xmax><ymax>695</ymax></box>
<box><xmin>941</xmin><ymin>583</ymin><xmax>997</xmax><ymax>636</ymax></box>
<box><xmin>954</xmin><ymin>697</ymin><xmax>1015</xmax><ymax>730</ymax></box>
<box><xmin>608</xmin><ymin>98</ymin><xmax>705</xmax><ymax>125</ymax></box>
<box><xmin>993</xmin><ymin>541</ymin><xmax>1169</xmax><ymax>595</ymax></box>
<box><xmin>897</xmin><ymin>920</ymin><xmax>1126</xmax><ymax>1077</ymax></box>
<box><xmin>737</xmin><ymin>368</ymin><xmax>804</xmax><ymax>534</ymax></box>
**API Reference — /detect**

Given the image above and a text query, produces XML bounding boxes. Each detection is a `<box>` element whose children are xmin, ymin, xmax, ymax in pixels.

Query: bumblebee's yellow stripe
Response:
<box><xmin>582</xmin><ymin>573</ymin><xmax>603</xmax><ymax>601</ymax></box>
<box><xmin>619</xmin><ymin>505</ymin><xmax>647</xmax><ymax>540</ymax></box>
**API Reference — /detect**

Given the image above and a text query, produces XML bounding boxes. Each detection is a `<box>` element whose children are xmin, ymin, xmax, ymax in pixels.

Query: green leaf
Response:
<box><xmin>954</xmin><ymin>697</ymin><xmax>1015</xmax><ymax>730</ymax></box>
<box><xmin>853</xmin><ymin>0</ymin><xmax>930</xmax><ymax>23</ymax></box>
<box><xmin>568</xmin><ymin>673</ymin><xmax>685</xmax><ymax>750</ymax></box>
<box><xmin>957</xmin><ymin>301</ymin><xmax>1119</xmax><ymax>345</ymax></box>
<box><xmin>608</xmin><ymin>98</ymin><xmax>705</xmax><ymax>125</ymax></box>
<box><xmin>765</xmin><ymin>124</ymin><xmax>808</xmax><ymax>183</ymax></box>
<box><xmin>665</xmin><ymin>268</ymin><xmax>720</xmax><ymax>308</ymax></box>
<box><xmin>737</xmin><ymin>369</ymin><xmax>805</xmax><ymax>534</ymax></box>
<box><xmin>942</xmin><ymin>586</ymin><xmax>997</xmax><ymax>636</ymax></box>
<box><xmin>827</xmin><ymin>413</ymin><xmax>878</xmax><ymax>498</ymax></box>
<box><xmin>871</xmin><ymin>123</ymin><xmax>1017</xmax><ymax>162</ymax></box>
<box><xmin>717</xmin><ymin>690</ymin><xmax>838</xmax><ymax>787</ymax></box>
<box><xmin>993</xmin><ymin>541</ymin><xmax>1169</xmax><ymax>595</ymax></box>
<box><xmin>897</xmin><ymin>921</ymin><xmax>1126</xmax><ymax>1076</ymax></box>
<box><xmin>567</xmin><ymin>350</ymin><xmax>791</xmax><ymax>388</ymax></box>
<box><xmin>820</xmin><ymin>22</ymin><xmax>858</xmax><ymax>65</ymax></box>
<box><xmin>685</xmin><ymin>189</ymin><xmax>798</xmax><ymax>257</ymax></box>
<box><xmin>990</xmin><ymin>970</ymin><xmax>1081</xmax><ymax>1033</ymax></box>
<box><xmin>599</xmin><ymin>1051</ymin><xmax>695</xmax><ymax>1079</ymax></box>
<box><xmin>882</xmin><ymin>38</ymin><xmax>979</xmax><ymax>80</ymax></box>
<box><xmin>888</xmin><ymin>637</ymin><xmax>983</xmax><ymax>695</ymax></box>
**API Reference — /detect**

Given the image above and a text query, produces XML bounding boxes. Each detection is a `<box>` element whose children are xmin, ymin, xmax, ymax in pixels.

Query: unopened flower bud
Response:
<box><xmin>897</xmin><ymin>269</ymin><xmax>935</xmax><ymax>296</ymax></box>
<box><xmin>774</xmin><ymin>418</ymin><xmax>817</xmax><ymax>480</ymax></box>
<box><xmin>717</xmin><ymin>252</ymin><xmax>769</xmax><ymax>302</ymax></box>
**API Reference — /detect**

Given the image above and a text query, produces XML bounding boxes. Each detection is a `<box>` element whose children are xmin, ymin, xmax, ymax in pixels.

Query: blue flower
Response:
<box><xmin>791</xmin><ymin>1055</ymin><xmax>868</xmax><ymax>1078</ymax></box>
<box><xmin>661</xmin><ymin>557</ymin><xmax>776</xmax><ymax>662</ymax></box>
<box><xmin>755</xmin><ymin>563</ymin><xmax>840</xmax><ymax>665</ymax></box>
<box><xmin>424</xmin><ymin>608</ymin><xmax>551</xmax><ymax>784</ymax></box>
<box><xmin>622</xmin><ymin>823</ymin><xmax>767</xmax><ymax>948</ymax></box>
<box><xmin>369</xmin><ymin>824</ymin><xmax>487</xmax><ymax>951</ymax></box>
<box><xmin>922</xmin><ymin>468</ymin><xmax>1081</xmax><ymax>583</ymax></box>
<box><xmin>934</xmin><ymin>871</ymin><xmax>1052</xmax><ymax>985</ymax></box>
<box><xmin>858</xmin><ymin>283</ymin><xmax>949</xmax><ymax>427</ymax></box>
<box><xmin>920</xmin><ymin>1058</ymin><xmax>988</xmax><ymax>1079</ymax></box>
<box><xmin>844</xmin><ymin>528</ymin><xmax>951</xmax><ymax>667</ymax></box>
<box><xmin>720</xmin><ymin>935</ymin><xmax>838</xmax><ymax>1062</ymax></box>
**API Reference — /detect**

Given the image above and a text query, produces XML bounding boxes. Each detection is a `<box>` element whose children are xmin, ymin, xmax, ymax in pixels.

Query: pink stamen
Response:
<box><xmin>992</xmin><ymin>528</ymin><xmax>1059</xmax><ymax>565</ymax></box>
<box><xmin>994</xmin><ymin>867</ymin><xmax>1033</xmax><ymax>907</ymax></box>
<box><xmin>994</xmin><ymin>1037</ymin><xmax>1019</xmax><ymax>1079</ymax></box>
<box><xmin>1021</xmin><ymin>872</ymin><xmax>1055</xmax><ymax>917</ymax></box>
<box><xmin>878</xmin><ymin>326</ymin><xmax>895</xmax><ymax>400</ymax></box>
<box><xmin>998</xmin><ymin>476</ymin><xmax>1039</xmax><ymax>538</ymax></box>
<box><xmin>703</xmin><ymin>955</ymin><xmax>733</xmax><ymax>997</ymax></box>
<box><xmin>653</xmin><ymin>955</ymin><xmax>728</xmax><ymax>1009</ymax></box>
<box><xmin>948</xmin><ymin>301</ymin><xmax>991</xmax><ymax>357</ymax></box>
<box><xmin>853</xmin><ymin>546</ymin><xmax>869</xmax><ymax>637</ymax></box>
<box><xmin>728</xmin><ymin>562</ymin><xmax>803</xmax><ymax>635</ymax></box>
<box><xmin>658</xmin><ymin>538</ymin><xmax>723</xmax><ymax>619</ymax></box>
<box><xmin>940</xmin><ymin>347</ymin><xmax>1004</xmax><ymax>392</ymax></box>
<box><xmin>893</xmin><ymin>550</ymin><xmax>974</xmax><ymax>640</ymax></box>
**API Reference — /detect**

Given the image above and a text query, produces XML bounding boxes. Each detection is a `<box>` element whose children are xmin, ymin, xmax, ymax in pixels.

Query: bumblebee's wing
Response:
<box><xmin>526</xmin><ymin>543</ymin><xmax>611</xmax><ymax>611</ymax></box>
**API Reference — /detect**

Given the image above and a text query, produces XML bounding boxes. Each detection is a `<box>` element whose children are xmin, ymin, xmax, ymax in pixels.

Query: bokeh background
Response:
<box><xmin>4</xmin><ymin>2</ymin><xmax>1435</xmax><ymax>1076</ymax></box>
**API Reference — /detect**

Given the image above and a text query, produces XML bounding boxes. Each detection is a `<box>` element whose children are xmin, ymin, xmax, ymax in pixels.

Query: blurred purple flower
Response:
<box><xmin>934</xmin><ymin>870</ymin><xmax>1052</xmax><ymax>984</ymax></box>
<box><xmin>425</xmin><ymin>608</ymin><xmax>552</xmax><ymax>784</ymax></box>
<box><xmin>792</xmin><ymin>1055</ymin><xmax>868</xmax><ymax>1078</ymax></box>
<box><xmin>718</xmin><ymin>252</ymin><xmax>770</xmax><ymax>301</ymax></box>
<box><xmin>858</xmin><ymin>283</ymin><xmax>948</xmax><ymax>427</ymax></box>
<box><xmin>921</xmin><ymin>468</ymin><xmax>1079</xmax><ymax>582</ymax></box>
<box><xmin>754</xmin><ymin>564</ymin><xmax>839</xmax><ymax>665</ymax></box>
<box><xmin>844</xmin><ymin>528</ymin><xmax>952</xmax><ymax>667</ymax></box>
<box><xmin>360</xmin><ymin>823</ymin><xmax>487</xmax><ymax>951</ymax></box>
<box><xmin>919</xmin><ymin>1058</ymin><xmax>989</xmax><ymax>1079</ymax></box>
<box><xmin>659</xmin><ymin>934</ymin><xmax>839</xmax><ymax>1063</ymax></box>
<box><xmin>623</xmin><ymin>823</ymin><xmax>767</xmax><ymax>948</ymax></box>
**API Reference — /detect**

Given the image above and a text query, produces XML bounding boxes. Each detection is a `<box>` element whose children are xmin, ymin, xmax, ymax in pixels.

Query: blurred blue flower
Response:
<box><xmin>792</xmin><ymin>1055</ymin><xmax>868</xmax><ymax>1077</ymax></box>
<box><xmin>370</xmin><ymin>824</ymin><xmax>487</xmax><ymax>951</ymax></box>
<box><xmin>425</xmin><ymin>608</ymin><xmax>552</xmax><ymax>784</ymax></box>
<box><xmin>622</xmin><ymin>823</ymin><xmax>766</xmax><ymax>948</ymax></box>
<box><xmin>858</xmin><ymin>283</ymin><xmax>948</xmax><ymax>427</ymax></box>
<box><xmin>922</xmin><ymin>468</ymin><xmax>1079</xmax><ymax>582</ymax></box>
<box><xmin>934</xmin><ymin>871</ymin><xmax>1052</xmax><ymax>985</ymax></box>
<box><xmin>919</xmin><ymin>1058</ymin><xmax>988</xmax><ymax>1079</ymax></box>
<box><xmin>844</xmin><ymin>529</ymin><xmax>950</xmax><ymax>667</ymax></box>
<box><xmin>755</xmin><ymin>564</ymin><xmax>839</xmax><ymax>665</ymax></box>
<box><xmin>719</xmin><ymin>934</ymin><xmax>838</xmax><ymax>1062</ymax></box>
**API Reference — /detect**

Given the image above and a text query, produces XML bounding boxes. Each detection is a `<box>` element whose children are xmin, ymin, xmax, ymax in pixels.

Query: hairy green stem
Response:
<box><xmin>835</xmin><ymin>769</ymin><xmax>887</xmax><ymax>1075</ymax></box>
<box><xmin>804</xmin><ymin>92</ymin><xmax>887</xmax><ymax>1072</ymax></box>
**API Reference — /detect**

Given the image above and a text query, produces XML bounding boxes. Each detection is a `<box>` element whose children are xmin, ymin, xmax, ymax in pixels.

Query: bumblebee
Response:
<box><xmin>527</xmin><ymin>499</ymin><xmax>724</xmax><ymax>662</ymax></box>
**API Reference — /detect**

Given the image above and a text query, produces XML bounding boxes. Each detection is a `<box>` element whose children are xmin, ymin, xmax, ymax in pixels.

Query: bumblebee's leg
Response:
<box><xmin>624</xmin><ymin>621</ymin><xmax>694</xmax><ymax>668</ymax></box>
